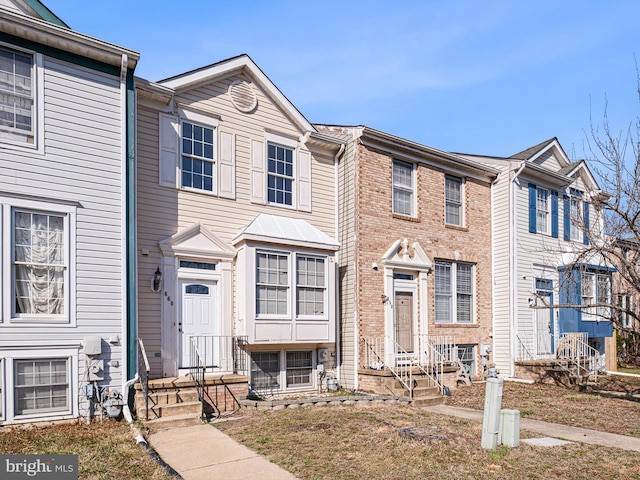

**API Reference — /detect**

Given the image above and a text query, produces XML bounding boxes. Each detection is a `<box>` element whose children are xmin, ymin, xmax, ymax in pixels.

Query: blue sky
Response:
<box><xmin>45</xmin><ymin>0</ymin><xmax>640</xmax><ymax>159</ymax></box>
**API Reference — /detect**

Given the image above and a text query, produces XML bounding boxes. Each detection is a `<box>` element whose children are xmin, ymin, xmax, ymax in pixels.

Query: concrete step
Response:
<box><xmin>149</xmin><ymin>401</ymin><xmax>203</xmax><ymax>419</ymax></box>
<box><xmin>412</xmin><ymin>386</ymin><xmax>440</xmax><ymax>398</ymax></box>
<box><xmin>144</xmin><ymin>413</ymin><xmax>204</xmax><ymax>432</ymax></box>
<box><xmin>146</xmin><ymin>390</ymin><xmax>200</xmax><ymax>405</ymax></box>
<box><xmin>411</xmin><ymin>395</ymin><xmax>446</xmax><ymax>407</ymax></box>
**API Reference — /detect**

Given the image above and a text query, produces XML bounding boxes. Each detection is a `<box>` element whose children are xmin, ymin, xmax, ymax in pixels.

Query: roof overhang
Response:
<box><xmin>519</xmin><ymin>161</ymin><xmax>573</xmax><ymax>187</ymax></box>
<box><xmin>0</xmin><ymin>5</ymin><xmax>139</xmax><ymax>70</ymax></box>
<box><xmin>232</xmin><ymin>214</ymin><xmax>340</xmax><ymax>251</ymax></box>
<box><xmin>359</xmin><ymin>126</ymin><xmax>499</xmax><ymax>183</ymax></box>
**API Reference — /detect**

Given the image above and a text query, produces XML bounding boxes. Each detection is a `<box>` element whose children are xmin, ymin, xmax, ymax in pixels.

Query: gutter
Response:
<box><xmin>0</xmin><ymin>7</ymin><xmax>139</xmax><ymax>69</ymax></box>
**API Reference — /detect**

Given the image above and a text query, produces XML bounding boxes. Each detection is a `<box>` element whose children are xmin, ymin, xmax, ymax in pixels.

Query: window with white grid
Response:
<box><xmin>256</xmin><ymin>252</ymin><xmax>289</xmax><ymax>316</ymax></box>
<box><xmin>13</xmin><ymin>210</ymin><xmax>66</xmax><ymax>318</ymax></box>
<box><xmin>392</xmin><ymin>159</ymin><xmax>414</xmax><ymax>216</ymax></box>
<box><xmin>0</xmin><ymin>46</ymin><xmax>33</xmax><ymax>139</ymax></box>
<box><xmin>14</xmin><ymin>358</ymin><xmax>68</xmax><ymax>415</ymax></box>
<box><xmin>445</xmin><ymin>175</ymin><xmax>463</xmax><ymax>226</ymax></box>
<box><xmin>536</xmin><ymin>187</ymin><xmax>550</xmax><ymax>234</ymax></box>
<box><xmin>286</xmin><ymin>351</ymin><xmax>312</xmax><ymax>387</ymax></box>
<box><xmin>250</xmin><ymin>352</ymin><xmax>280</xmax><ymax>390</ymax></box>
<box><xmin>296</xmin><ymin>256</ymin><xmax>326</xmax><ymax>317</ymax></box>
<box><xmin>435</xmin><ymin>260</ymin><xmax>474</xmax><ymax>324</ymax></box>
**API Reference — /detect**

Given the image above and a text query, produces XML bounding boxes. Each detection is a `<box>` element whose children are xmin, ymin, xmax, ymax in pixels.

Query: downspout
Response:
<box><xmin>509</xmin><ymin>161</ymin><xmax>527</xmax><ymax>378</ymax></box>
<box><xmin>334</xmin><ymin>143</ymin><xmax>345</xmax><ymax>384</ymax></box>
<box><xmin>120</xmin><ymin>54</ymin><xmax>138</xmax><ymax>404</ymax></box>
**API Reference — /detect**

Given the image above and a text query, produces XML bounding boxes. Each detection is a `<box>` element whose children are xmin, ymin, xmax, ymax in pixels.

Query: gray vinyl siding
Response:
<box><xmin>136</xmin><ymin>73</ymin><xmax>338</xmax><ymax>377</ymax></box>
<box><xmin>0</xmin><ymin>55</ymin><xmax>125</xmax><ymax>421</ymax></box>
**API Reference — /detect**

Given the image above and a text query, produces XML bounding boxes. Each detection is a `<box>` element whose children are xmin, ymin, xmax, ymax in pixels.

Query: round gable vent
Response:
<box><xmin>228</xmin><ymin>79</ymin><xmax>258</xmax><ymax>113</ymax></box>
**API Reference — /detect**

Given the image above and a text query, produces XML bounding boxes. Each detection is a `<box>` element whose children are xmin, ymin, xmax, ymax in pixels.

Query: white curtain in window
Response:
<box><xmin>15</xmin><ymin>212</ymin><xmax>64</xmax><ymax>315</ymax></box>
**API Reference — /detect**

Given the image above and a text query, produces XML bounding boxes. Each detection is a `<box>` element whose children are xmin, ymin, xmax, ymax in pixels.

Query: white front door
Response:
<box><xmin>179</xmin><ymin>280</ymin><xmax>218</xmax><ymax>369</ymax></box>
<box><xmin>535</xmin><ymin>291</ymin><xmax>553</xmax><ymax>356</ymax></box>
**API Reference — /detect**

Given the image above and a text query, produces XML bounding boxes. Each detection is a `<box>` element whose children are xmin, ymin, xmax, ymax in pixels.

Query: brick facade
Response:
<box><xmin>356</xmin><ymin>143</ymin><xmax>494</xmax><ymax>379</ymax></box>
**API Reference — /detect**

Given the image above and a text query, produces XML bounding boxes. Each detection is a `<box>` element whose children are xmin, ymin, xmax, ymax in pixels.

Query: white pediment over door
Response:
<box><xmin>159</xmin><ymin>223</ymin><xmax>236</xmax><ymax>260</ymax></box>
<box><xmin>381</xmin><ymin>238</ymin><xmax>432</xmax><ymax>272</ymax></box>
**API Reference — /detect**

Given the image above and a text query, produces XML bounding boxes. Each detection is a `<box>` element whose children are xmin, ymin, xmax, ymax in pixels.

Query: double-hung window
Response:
<box><xmin>569</xmin><ymin>196</ymin><xmax>582</xmax><ymax>241</ymax></box>
<box><xmin>296</xmin><ymin>255</ymin><xmax>326</xmax><ymax>316</ymax></box>
<box><xmin>0</xmin><ymin>46</ymin><xmax>33</xmax><ymax>141</ymax></box>
<box><xmin>267</xmin><ymin>143</ymin><xmax>294</xmax><ymax>206</ymax></box>
<box><xmin>392</xmin><ymin>159</ymin><xmax>414</xmax><ymax>216</ymax></box>
<box><xmin>445</xmin><ymin>175</ymin><xmax>463</xmax><ymax>226</ymax></box>
<box><xmin>13</xmin><ymin>210</ymin><xmax>66</xmax><ymax>318</ymax></box>
<box><xmin>435</xmin><ymin>260</ymin><xmax>474</xmax><ymax>324</ymax></box>
<box><xmin>181</xmin><ymin>121</ymin><xmax>215</xmax><ymax>193</ymax></box>
<box><xmin>256</xmin><ymin>252</ymin><xmax>289</xmax><ymax>316</ymax></box>
<box><xmin>536</xmin><ymin>188</ymin><xmax>550</xmax><ymax>234</ymax></box>
<box><xmin>582</xmin><ymin>272</ymin><xmax>611</xmax><ymax>320</ymax></box>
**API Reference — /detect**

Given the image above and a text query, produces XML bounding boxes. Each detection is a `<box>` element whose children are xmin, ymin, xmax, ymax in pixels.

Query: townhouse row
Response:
<box><xmin>0</xmin><ymin>0</ymin><xmax>617</xmax><ymax>425</ymax></box>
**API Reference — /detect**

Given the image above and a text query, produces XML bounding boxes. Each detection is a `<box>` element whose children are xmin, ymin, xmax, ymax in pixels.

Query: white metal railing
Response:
<box><xmin>516</xmin><ymin>334</ymin><xmax>536</xmax><ymax>362</ymax></box>
<box><xmin>557</xmin><ymin>332</ymin><xmax>603</xmax><ymax>380</ymax></box>
<box><xmin>360</xmin><ymin>335</ymin><xmax>450</xmax><ymax>395</ymax></box>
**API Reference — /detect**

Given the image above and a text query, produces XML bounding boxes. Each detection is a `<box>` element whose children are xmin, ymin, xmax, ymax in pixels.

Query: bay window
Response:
<box><xmin>256</xmin><ymin>250</ymin><xmax>327</xmax><ymax>319</ymax></box>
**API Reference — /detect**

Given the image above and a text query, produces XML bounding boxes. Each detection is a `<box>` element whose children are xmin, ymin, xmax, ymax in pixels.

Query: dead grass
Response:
<box><xmin>216</xmin><ymin>402</ymin><xmax>640</xmax><ymax>480</ymax></box>
<box><xmin>0</xmin><ymin>419</ymin><xmax>172</xmax><ymax>480</ymax></box>
<box><xmin>447</xmin><ymin>378</ymin><xmax>640</xmax><ymax>436</ymax></box>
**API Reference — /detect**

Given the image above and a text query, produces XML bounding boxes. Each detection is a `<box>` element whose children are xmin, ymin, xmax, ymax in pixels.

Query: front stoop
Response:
<box><xmin>358</xmin><ymin>369</ymin><xmax>446</xmax><ymax>407</ymax></box>
<box><xmin>134</xmin><ymin>374</ymin><xmax>249</xmax><ymax>430</ymax></box>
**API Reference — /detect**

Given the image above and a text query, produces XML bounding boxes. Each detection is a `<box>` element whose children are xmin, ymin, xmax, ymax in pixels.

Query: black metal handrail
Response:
<box><xmin>136</xmin><ymin>337</ymin><xmax>150</xmax><ymax>421</ymax></box>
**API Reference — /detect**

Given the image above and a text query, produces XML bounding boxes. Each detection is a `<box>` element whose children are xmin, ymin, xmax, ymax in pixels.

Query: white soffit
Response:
<box><xmin>233</xmin><ymin>213</ymin><xmax>339</xmax><ymax>250</ymax></box>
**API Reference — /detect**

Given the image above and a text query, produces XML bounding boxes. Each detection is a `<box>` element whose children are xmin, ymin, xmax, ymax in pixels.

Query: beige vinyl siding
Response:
<box><xmin>136</xmin><ymin>73</ymin><xmax>338</xmax><ymax>377</ymax></box>
<box><xmin>0</xmin><ymin>55</ymin><xmax>126</xmax><ymax>394</ymax></box>
<box><xmin>490</xmin><ymin>167</ymin><xmax>512</xmax><ymax>374</ymax></box>
<box><xmin>335</xmin><ymin>131</ymin><xmax>357</xmax><ymax>389</ymax></box>
<box><xmin>532</xmin><ymin>150</ymin><xmax>562</xmax><ymax>171</ymax></box>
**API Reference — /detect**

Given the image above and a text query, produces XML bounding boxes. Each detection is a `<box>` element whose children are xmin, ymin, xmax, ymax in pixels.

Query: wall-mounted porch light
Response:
<box><xmin>152</xmin><ymin>267</ymin><xmax>162</xmax><ymax>292</ymax></box>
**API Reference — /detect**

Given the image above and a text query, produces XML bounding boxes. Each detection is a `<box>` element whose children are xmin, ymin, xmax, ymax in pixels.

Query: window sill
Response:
<box><xmin>392</xmin><ymin>214</ymin><xmax>419</xmax><ymax>223</ymax></box>
<box><xmin>445</xmin><ymin>224</ymin><xmax>468</xmax><ymax>232</ymax></box>
<box><xmin>433</xmin><ymin>323</ymin><xmax>479</xmax><ymax>328</ymax></box>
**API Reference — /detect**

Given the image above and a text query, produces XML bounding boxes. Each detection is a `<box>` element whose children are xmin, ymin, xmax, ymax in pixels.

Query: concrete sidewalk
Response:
<box><xmin>147</xmin><ymin>404</ymin><xmax>640</xmax><ymax>479</ymax></box>
<box><xmin>425</xmin><ymin>404</ymin><xmax>640</xmax><ymax>452</ymax></box>
<box><xmin>148</xmin><ymin>423</ymin><xmax>298</xmax><ymax>480</ymax></box>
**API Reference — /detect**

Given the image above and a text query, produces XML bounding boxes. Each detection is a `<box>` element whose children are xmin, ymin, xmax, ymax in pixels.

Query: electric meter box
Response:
<box><xmin>82</xmin><ymin>336</ymin><xmax>102</xmax><ymax>356</ymax></box>
<box><xmin>317</xmin><ymin>348</ymin><xmax>329</xmax><ymax>363</ymax></box>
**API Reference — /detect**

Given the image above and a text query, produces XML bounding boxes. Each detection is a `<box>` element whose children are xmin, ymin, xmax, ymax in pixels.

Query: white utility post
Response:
<box><xmin>481</xmin><ymin>370</ymin><xmax>503</xmax><ymax>449</ymax></box>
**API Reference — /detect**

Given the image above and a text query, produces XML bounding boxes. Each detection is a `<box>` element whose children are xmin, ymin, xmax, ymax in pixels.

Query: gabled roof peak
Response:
<box><xmin>509</xmin><ymin>137</ymin><xmax>558</xmax><ymax>160</ymax></box>
<box><xmin>156</xmin><ymin>54</ymin><xmax>313</xmax><ymax>134</ymax></box>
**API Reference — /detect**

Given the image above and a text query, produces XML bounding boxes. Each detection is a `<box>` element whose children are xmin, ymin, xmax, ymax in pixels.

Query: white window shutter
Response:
<box><xmin>159</xmin><ymin>113</ymin><xmax>179</xmax><ymax>188</ymax></box>
<box><xmin>297</xmin><ymin>149</ymin><xmax>312</xmax><ymax>212</ymax></box>
<box><xmin>250</xmin><ymin>139</ymin><xmax>266</xmax><ymax>204</ymax></box>
<box><xmin>219</xmin><ymin>131</ymin><xmax>235</xmax><ymax>199</ymax></box>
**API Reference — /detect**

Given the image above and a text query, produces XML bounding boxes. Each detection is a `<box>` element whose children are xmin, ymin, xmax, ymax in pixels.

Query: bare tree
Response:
<box><xmin>578</xmin><ymin>65</ymin><xmax>640</xmax><ymax>361</ymax></box>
